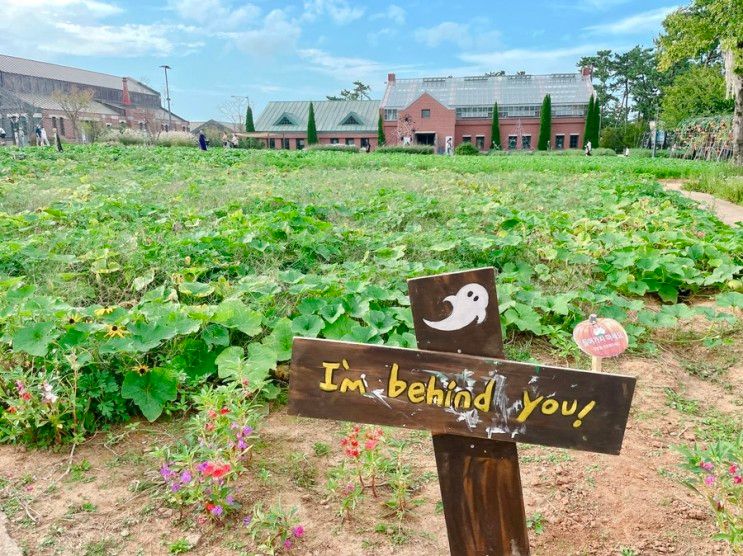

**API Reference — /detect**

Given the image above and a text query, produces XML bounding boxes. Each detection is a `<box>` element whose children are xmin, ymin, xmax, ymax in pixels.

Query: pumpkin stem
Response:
<box><xmin>588</xmin><ymin>314</ymin><xmax>598</xmax><ymax>324</ymax></box>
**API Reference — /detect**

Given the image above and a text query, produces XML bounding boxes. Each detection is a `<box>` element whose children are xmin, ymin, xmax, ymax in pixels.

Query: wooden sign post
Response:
<box><xmin>288</xmin><ymin>268</ymin><xmax>636</xmax><ymax>555</ymax></box>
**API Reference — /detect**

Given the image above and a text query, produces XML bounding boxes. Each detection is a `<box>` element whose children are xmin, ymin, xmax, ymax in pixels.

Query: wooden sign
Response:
<box><xmin>288</xmin><ymin>268</ymin><xmax>637</xmax><ymax>556</ymax></box>
<box><xmin>289</xmin><ymin>338</ymin><xmax>635</xmax><ymax>455</ymax></box>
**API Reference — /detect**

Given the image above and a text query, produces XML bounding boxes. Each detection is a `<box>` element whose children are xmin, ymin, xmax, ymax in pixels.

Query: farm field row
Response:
<box><xmin>0</xmin><ymin>146</ymin><xmax>740</xmax><ymax>554</ymax></box>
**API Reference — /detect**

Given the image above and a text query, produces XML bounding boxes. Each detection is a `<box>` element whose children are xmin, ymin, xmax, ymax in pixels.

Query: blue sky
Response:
<box><xmin>1</xmin><ymin>0</ymin><xmax>678</xmax><ymax>120</ymax></box>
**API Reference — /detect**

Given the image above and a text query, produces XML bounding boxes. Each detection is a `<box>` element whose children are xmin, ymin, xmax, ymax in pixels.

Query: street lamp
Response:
<box><xmin>160</xmin><ymin>65</ymin><xmax>173</xmax><ymax>131</ymax></box>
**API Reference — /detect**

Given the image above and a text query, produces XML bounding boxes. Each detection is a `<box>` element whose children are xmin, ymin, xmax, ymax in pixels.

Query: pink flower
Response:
<box><xmin>733</xmin><ymin>475</ymin><xmax>742</xmax><ymax>485</ymax></box>
<box><xmin>210</xmin><ymin>505</ymin><xmax>223</xmax><ymax>517</ymax></box>
<box><xmin>729</xmin><ymin>464</ymin><xmax>738</xmax><ymax>475</ymax></box>
<box><xmin>700</xmin><ymin>461</ymin><xmax>714</xmax><ymax>472</ymax></box>
<box><xmin>365</xmin><ymin>439</ymin><xmax>378</xmax><ymax>451</ymax></box>
<box><xmin>283</xmin><ymin>539</ymin><xmax>292</xmax><ymax>549</ymax></box>
<box><xmin>292</xmin><ymin>525</ymin><xmax>304</xmax><ymax>538</ymax></box>
<box><xmin>704</xmin><ymin>475</ymin><xmax>715</xmax><ymax>486</ymax></box>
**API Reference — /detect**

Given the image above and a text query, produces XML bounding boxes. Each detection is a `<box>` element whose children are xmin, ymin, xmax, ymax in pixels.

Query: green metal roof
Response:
<box><xmin>255</xmin><ymin>100</ymin><xmax>380</xmax><ymax>132</ymax></box>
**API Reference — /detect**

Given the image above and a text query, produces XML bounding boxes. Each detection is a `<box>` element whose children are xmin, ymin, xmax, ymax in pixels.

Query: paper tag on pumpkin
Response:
<box><xmin>573</xmin><ymin>315</ymin><xmax>628</xmax><ymax>358</ymax></box>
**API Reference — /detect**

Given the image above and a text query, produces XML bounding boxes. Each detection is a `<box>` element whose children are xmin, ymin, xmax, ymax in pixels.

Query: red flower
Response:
<box><xmin>205</xmin><ymin>422</ymin><xmax>215</xmax><ymax>432</ymax></box>
<box><xmin>208</xmin><ymin>409</ymin><xmax>217</xmax><ymax>419</ymax></box>
<box><xmin>202</xmin><ymin>462</ymin><xmax>231</xmax><ymax>479</ymax></box>
<box><xmin>205</xmin><ymin>503</ymin><xmax>216</xmax><ymax>513</ymax></box>
<box><xmin>365</xmin><ymin>439</ymin><xmax>378</xmax><ymax>451</ymax></box>
<box><xmin>21</xmin><ymin>392</ymin><xmax>31</xmax><ymax>401</ymax></box>
<box><xmin>220</xmin><ymin>407</ymin><xmax>229</xmax><ymax>415</ymax></box>
<box><xmin>7</xmin><ymin>406</ymin><xmax>16</xmax><ymax>414</ymax></box>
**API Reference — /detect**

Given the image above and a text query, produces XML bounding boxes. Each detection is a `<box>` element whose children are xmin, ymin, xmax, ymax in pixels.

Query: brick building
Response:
<box><xmin>380</xmin><ymin>69</ymin><xmax>595</xmax><ymax>152</ymax></box>
<box><xmin>250</xmin><ymin>100</ymin><xmax>380</xmax><ymax>150</ymax></box>
<box><xmin>0</xmin><ymin>54</ymin><xmax>188</xmax><ymax>145</ymax></box>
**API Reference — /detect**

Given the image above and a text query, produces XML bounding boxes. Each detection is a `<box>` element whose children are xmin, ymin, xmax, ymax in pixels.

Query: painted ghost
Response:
<box><xmin>423</xmin><ymin>283</ymin><xmax>489</xmax><ymax>331</ymax></box>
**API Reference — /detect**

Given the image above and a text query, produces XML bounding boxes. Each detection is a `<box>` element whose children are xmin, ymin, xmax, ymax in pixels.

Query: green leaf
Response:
<box><xmin>215</xmin><ymin>346</ymin><xmax>246</xmax><ymax>380</ymax></box>
<box><xmin>12</xmin><ymin>322</ymin><xmax>59</xmax><ymax>357</ymax></box>
<box><xmin>202</xmin><ymin>324</ymin><xmax>230</xmax><ymax>347</ymax></box>
<box><xmin>716</xmin><ymin>291</ymin><xmax>743</xmax><ymax>308</ymax></box>
<box><xmin>291</xmin><ymin>314</ymin><xmax>324</xmax><ymax>338</ymax></box>
<box><xmin>179</xmin><ymin>281</ymin><xmax>215</xmax><ymax>298</ymax></box>
<box><xmin>266</xmin><ymin>318</ymin><xmax>293</xmax><ymax>360</ymax></box>
<box><xmin>319</xmin><ymin>301</ymin><xmax>345</xmax><ymax>323</ymax></box>
<box><xmin>132</xmin><ymin>270</ymin><xmax>155</xmax><ymax>292</ymax></box>
<box><xmin>322</xmin><ymin>314</ymin><xmax>356</xmax><ymax>339</ymax></box>
<box><xmin>657</xmin><ymin>284</ymin><xmax>679</xmax><ymax>304</ymax></box>
<box><xmin>247</xmin><ymin>343</ymin><xmax>277</xmax><ymax>376</ymax></box>
<box><xmin>364</xmin><ymin>310</ymin><xmax>396</xmax><ymax>335</ymax></box>
<box><xmin>212</xmin><ymin>300</ymin><xmax>262</xmax><ymax>336</ymax></box>
<box><xmin>121</xmin><ymin>368</ymin><xmax>178</xmax><ymax>422</ymax></box>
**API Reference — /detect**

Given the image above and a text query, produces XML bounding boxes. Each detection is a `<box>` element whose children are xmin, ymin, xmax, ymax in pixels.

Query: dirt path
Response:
<box><xmin>660</xmin><ymin>179</ymin><xmax>742</xmax><ymax>226</ymax></box>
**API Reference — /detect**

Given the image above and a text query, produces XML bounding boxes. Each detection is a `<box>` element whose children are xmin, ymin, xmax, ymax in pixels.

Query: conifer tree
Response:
<box><xmin>591</xmin><ymin>97</ymin><xmax>601</xmax><ymax>146</ymax></box>
<box><xmin>490</xmin><ymin>102</ymin><xmax>501</xmax><ymax>149</ymax></box>
<box><xmin>245</xmin><ymin>105</ymin><xmax>255</xmax><ymax>133</ymax></box>
<box><xmin>537</xmin><ymin>94</ymin><xmax>552</xmax><ymax>150</ymax></box>
<box><xmin>583</xmin><ymin>95</ymin><xmax>595</xmax><ymax>148</ymax></box>
<box><xmin>377</xmin><ymin>114</ymin><xmax>385</xmax><ymax>146</ymax></box>
<box><xmin>307</xmin><ymin>102</ymin><xmax>318</xmax><ymax>145</ymax></box>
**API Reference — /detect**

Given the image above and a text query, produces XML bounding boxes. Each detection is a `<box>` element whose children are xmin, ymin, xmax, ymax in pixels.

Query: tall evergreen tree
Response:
<box><xmin>583</xmin><ymin>95</ymin><xmax>595</xmax><ymax>147</ymax></box>
<box><xmin>490</xmin><ymin>102</ymin><xmax>501</xmax><ymax>149</ymax></box>
<box><xmin>307</xmin><ymin>102</ymin><xmax>318</xmax><ymax>145</ymax></box>
<box><xmin>245</xmin><ymin>105</ymin><xmax>255</xmax><ymax>133</ymax></box>
<box><xmin>591</xmin><ymin>97</ymin><xmax>601</xmax><ymax>146</ymax></box>
<box><xmin>377</xmin><ymin>114</ymin><xmax>386</xmax><ymax>146</ymax></box>
<box><xmin>537</xmin><ymin>94</ymin><xmax>552</xmax><ymax>150</ymax></box>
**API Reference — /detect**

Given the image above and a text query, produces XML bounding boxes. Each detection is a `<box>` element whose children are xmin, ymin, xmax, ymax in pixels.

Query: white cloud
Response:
<box><xmin>167</xmin><ymin>0</ymin><xmax>261</xmax><ymax>31</ymax></box>
<box><xmin>459</xmin><ymin>44</ymin><xmax>630</xmax><ymax>74</ymax></box>
<box><xmin>414</xmin><ymin>22</ymin><xmax>473</xmax><ymax>49</ymax></box>
<box><xmin>0</xmin><ymin>0</ymin><xmax>185</xmax><ymax>58</ymax></box>
<box><xmin>297</xmin><ymin>48</ymin><xmax>387</xmax><ymax>83</ymax></box>
<box><xmin>371</xmin><ymin>5</ymin><xmax>405</xmax><ymax>25</ymax></box>
<box><xmin>220</xmin><ymin>10</ymin><xmax>301</xmax><ymax>56</ymax></box>
<box><xmin>584</xmin><ymin>6</ymin><xmax>677</xmax><ymax>35</ymax></box>
<box><xmin>302</xmin><ymin>0</ymin><xmax>365</xmax><ymax>25</ymax></box>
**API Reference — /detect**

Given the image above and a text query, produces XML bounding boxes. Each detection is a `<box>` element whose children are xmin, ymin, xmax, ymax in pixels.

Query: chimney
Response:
<box><xmin>387</xmin><ymin>72</ymin><xmax>396</xmax><ymax>83</ymax></box>
<box><xmin>581</xmin><ymin>66</ymin><xmax>593</xmax><ymax>78</ymax></box>
<box><xmin>122</xmin><ymin>77</ymin><xmax>131</xmax><ymax>106</ymax></box>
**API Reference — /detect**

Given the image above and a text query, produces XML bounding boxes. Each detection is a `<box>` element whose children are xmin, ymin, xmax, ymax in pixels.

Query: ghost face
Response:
<box><xmin>423</xmin><ymin>283</ymin><xmax>489</xmax><ymax>332</ymax></box>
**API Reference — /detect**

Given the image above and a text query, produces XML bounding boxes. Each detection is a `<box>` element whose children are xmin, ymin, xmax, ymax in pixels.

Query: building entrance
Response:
<box><xmin>415</xmin><ymin>132</ymin><xmax>435</xmax><ymax>146</ymax></box>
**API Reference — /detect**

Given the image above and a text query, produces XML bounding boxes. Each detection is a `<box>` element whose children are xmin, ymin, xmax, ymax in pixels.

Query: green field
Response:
<box><xmin>0</xmin><ymin>145</ymin><xmax>741</xmax><ymax>442</ymax></box>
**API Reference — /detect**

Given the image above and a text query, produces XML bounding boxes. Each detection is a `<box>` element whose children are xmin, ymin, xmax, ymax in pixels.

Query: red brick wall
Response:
<box><xmin>252</xmin><ymin>132</ymin><xmax>377</xmax><ymax>150</ymax></box>
<box><xmin>381</xmin><ymin>93</ymin><xmax>455</xmax><ymax>151</ymax></box>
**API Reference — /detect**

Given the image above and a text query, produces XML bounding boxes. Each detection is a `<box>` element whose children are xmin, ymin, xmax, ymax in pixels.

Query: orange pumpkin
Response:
<box><xmin>572</xmin><ymin>314</ymin><xmax>628</xmax><ymax>358</ymax></box>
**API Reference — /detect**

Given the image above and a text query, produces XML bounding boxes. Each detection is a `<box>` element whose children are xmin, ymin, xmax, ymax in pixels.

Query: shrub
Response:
<box><xmin>306</xmin><ymin>144</ymin><xmax>360</xmax><ymax>153</ymax></box>
<box><xmin>157</xmin><ymin>131</ymin><xmax>196</xmax><ymax>147</ymax></box>
<box><xmin>98</xmin><ymin>129</ymin><xmax>148</xmax><ymax>146</ymax></box>
<box><xmin>455</xmin><ymin>143</ymin><xmax>480</xmax><ymax>156</ymax></box>
<box><xmin>592</xmin><ymin>148</ymin><xmax>617</xmax><ymax>156</ymax></box>
<box><xmin>376</xmin><ymin>145</ymin><xmax>434</xmax><ymax>155</ymax></box>
<box><xmin>238</xmin><ymin>137</ymin><xmax>265</xmax><ymax>150</ymax></box>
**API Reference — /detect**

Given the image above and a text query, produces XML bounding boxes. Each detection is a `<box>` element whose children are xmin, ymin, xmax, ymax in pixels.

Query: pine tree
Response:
<box><xmin>307</xmin><ymin>102</ymin><xmax>318</xmax><ymax>145</ymax></box>
<box><xmin>591</xmin><ymin>97</ymin><xmax>601</xmax><ymax>147</ymax></box>
<box><xmin>245</xmin><ymin>105</ymin><xmax>255</xmax><ymax>133</ymax></box>
<box><xmin>583</xmin><ymin>95</ymin><xmax>594</xmax><ymax>148</ymax></box>
<box><xmin>490</xmin><ymin>102</ymin><xmax>501</xmax><ymax>149</ymax></box>
<box><xmin>377</xmin><ymin>114</ymin><xmax>385</xmax><ymax>146</ymax></box>
<box><xmin>537</xmin><ymin>94</ymin><xmax>552</xmax><ymax>150</ymax></box>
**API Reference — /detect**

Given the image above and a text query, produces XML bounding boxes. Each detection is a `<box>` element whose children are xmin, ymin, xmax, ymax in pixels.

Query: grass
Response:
<box><xmin>684</xmin><ymin>171</ymin><xmax>743</xmax><ymax>204</ymax></box>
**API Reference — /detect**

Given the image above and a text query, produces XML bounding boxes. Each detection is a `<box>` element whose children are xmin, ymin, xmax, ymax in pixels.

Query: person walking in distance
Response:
<box><xmin>53</xmin><ymin>127</ymin><xmax>63</xmax><ymax>152</ymax></box>
<box><xmin>39</xmin><ymin>126</ymin><xmax>50</xmax><ymax>146</ymax></box>
<box><xmin>584</xmin><ymin>140</ymin><xmax>592</xmax><ymax>156</ymax></box>
<box><xmin>198</xmin><ymin>131</ymin><xmax>208</xmax><ymax>151</ymax></box>
<box><xmin>35</xmin><ymin>125</ymin><xmax>42</xmax><ymax>146</ymax></box>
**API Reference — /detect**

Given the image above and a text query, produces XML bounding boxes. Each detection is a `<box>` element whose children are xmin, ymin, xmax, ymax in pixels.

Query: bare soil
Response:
<box><xmin>0</xmin><ymin>338</ymin><xmax>740</xmax><ymax>555</ymax></box>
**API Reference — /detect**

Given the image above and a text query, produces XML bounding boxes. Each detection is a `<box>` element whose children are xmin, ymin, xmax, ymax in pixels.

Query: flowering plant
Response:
<box><xmin>245</xmin><ymin>503</ymin><xmax>305</xmax><ymax>554</ymax></box>
<box><xmin>677</xmin><ymin>437</ymin><xmax>742</xmax><ymax>546</ymax></box>
<box><xmin>153</xmin><ymin>382</ymin><xmax>264</xmax><ymax>521</ymax></box>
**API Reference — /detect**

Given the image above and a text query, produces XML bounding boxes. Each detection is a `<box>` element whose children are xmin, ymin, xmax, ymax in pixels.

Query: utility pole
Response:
<box><xmin>160</xmin><ymin>65</ymin><xmax>172</xmax><ymax>131</ymax></box>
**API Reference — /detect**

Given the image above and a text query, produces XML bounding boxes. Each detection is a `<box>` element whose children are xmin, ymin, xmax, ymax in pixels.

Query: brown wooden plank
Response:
<box><xmin>408</xmin><ymin>267</ymin><xmax>504</xmax><ymax>357</ymax></box>
<box><xmin>287</xmin><ymin>337</ymin><xmax>636</xmax><ymax>455</ymax></box>
<box><xmin>409</xmin><ymin>267</ymin><xmax>528</xmax><ymax>556</ymax></box>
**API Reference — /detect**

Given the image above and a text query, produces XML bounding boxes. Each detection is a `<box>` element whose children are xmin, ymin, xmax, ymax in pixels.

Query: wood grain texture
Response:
<box><xmin>410</xmin><ymin>268</ymin><xmax>528</xmax><ymax>556</ymax></box>
<box><xmin>287</xmin><ymin>337</ymin><xmax>635</xmax><ymax>454</ymax></box>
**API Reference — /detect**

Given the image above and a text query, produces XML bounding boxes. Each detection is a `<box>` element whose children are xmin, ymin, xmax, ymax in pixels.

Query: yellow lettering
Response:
<box><xmin>453</xmin><ymin>390</ymin><xmax>472</xmax><ymax>409</ymax></box>
<box><xmin>541</xmin><ymin>399</ymin><xmax>559</xmax><ymax>415</ymax></box>
<box><xmin>572</xmin><ymin>401</ymin><xmax>596</xmax><ymax>428</ymax></box>
<box><xmin>340</xmin><ymin>378</ymin><xmax>366</xmax><ymax>394</ymax></box>
<box><xmin>516</xmin><ymin>391</ymin><xmax>544</xmax><ymax>423</ymax></box>
<box><xmin>561</xmin><ymin>400</ymin><xmax>578</xmax><ymax>416</ymax></box>
<box><xmin>426</xmin><ymin>376</ymin><xmax>445</xmax><ymax>406</ymax></box>
<box><xmin>408</xmin><ymin>382</ymin><xmax>425</xmax><ymax>403</ymax></box>
<box><xmin>387</xmin><ymin>363</ymin><xmax>407</xmax><ymax>398</ymax></box>
<box><xmin>320</xmin><ymin>362</ymin><xmax>340</xmax><ymax>392</ymax></box>
<box><xmin>473</xmin><ymin>379</ymin><xmax>495</xmax><ymax>412</ymax></box>
<box><xmin>444</xmin><ymin>380</ymin><xmax>457</xmax><ymax>407</ymax></box>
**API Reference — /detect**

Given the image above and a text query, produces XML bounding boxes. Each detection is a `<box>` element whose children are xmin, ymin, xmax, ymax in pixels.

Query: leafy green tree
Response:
<box><xmin>327</xmin><ymin>81</ymin><xmax>372</xmax><ymax>101</ymax></box>
<box><xmin>377</xmin><ymin>114</ymin><xmax>385</xmax><ymax>146</ymax></box>
<box><xmin>537</xmin><ymin>95</ymin><xmax>551</xmax><ymax>150</ymax></box>
<box><xmin>661</xmin><ymin>65</ymin><xmax>734</xmax><ymax>128</ymax></box>
<box><xmin>657</xmin><ymin>0</ymin><xmax>742</xmax><ymax>164</ymax></box>
<box><xmin>591</xmin><ymin>97</ymin><xmax>601</xmax><ymax>146</ymax></box>
<box><xmin>490</xmin><ymin>102</ymin><xmax>501</xmax><ymax>149</ymax></box>
<box><xmin>307</xmin><ymin>102</ymin><xmax>318</xmax><ymax>145</ymax></box>
<box><xmin>584</xmin><ymin>95</ymin><xmax>595</xmax><ymax>147</ymax></box>
<box><xmin>245</xmin><ymin>106</ymin><xmax>255</xmax><ymax>133</ymax></box>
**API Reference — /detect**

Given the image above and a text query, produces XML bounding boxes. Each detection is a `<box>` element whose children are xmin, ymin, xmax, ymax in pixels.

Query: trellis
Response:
<box><xmin>670</xmin><ymin>115</ymin><xmax>734</xmax><ymax>161</ymax></box>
